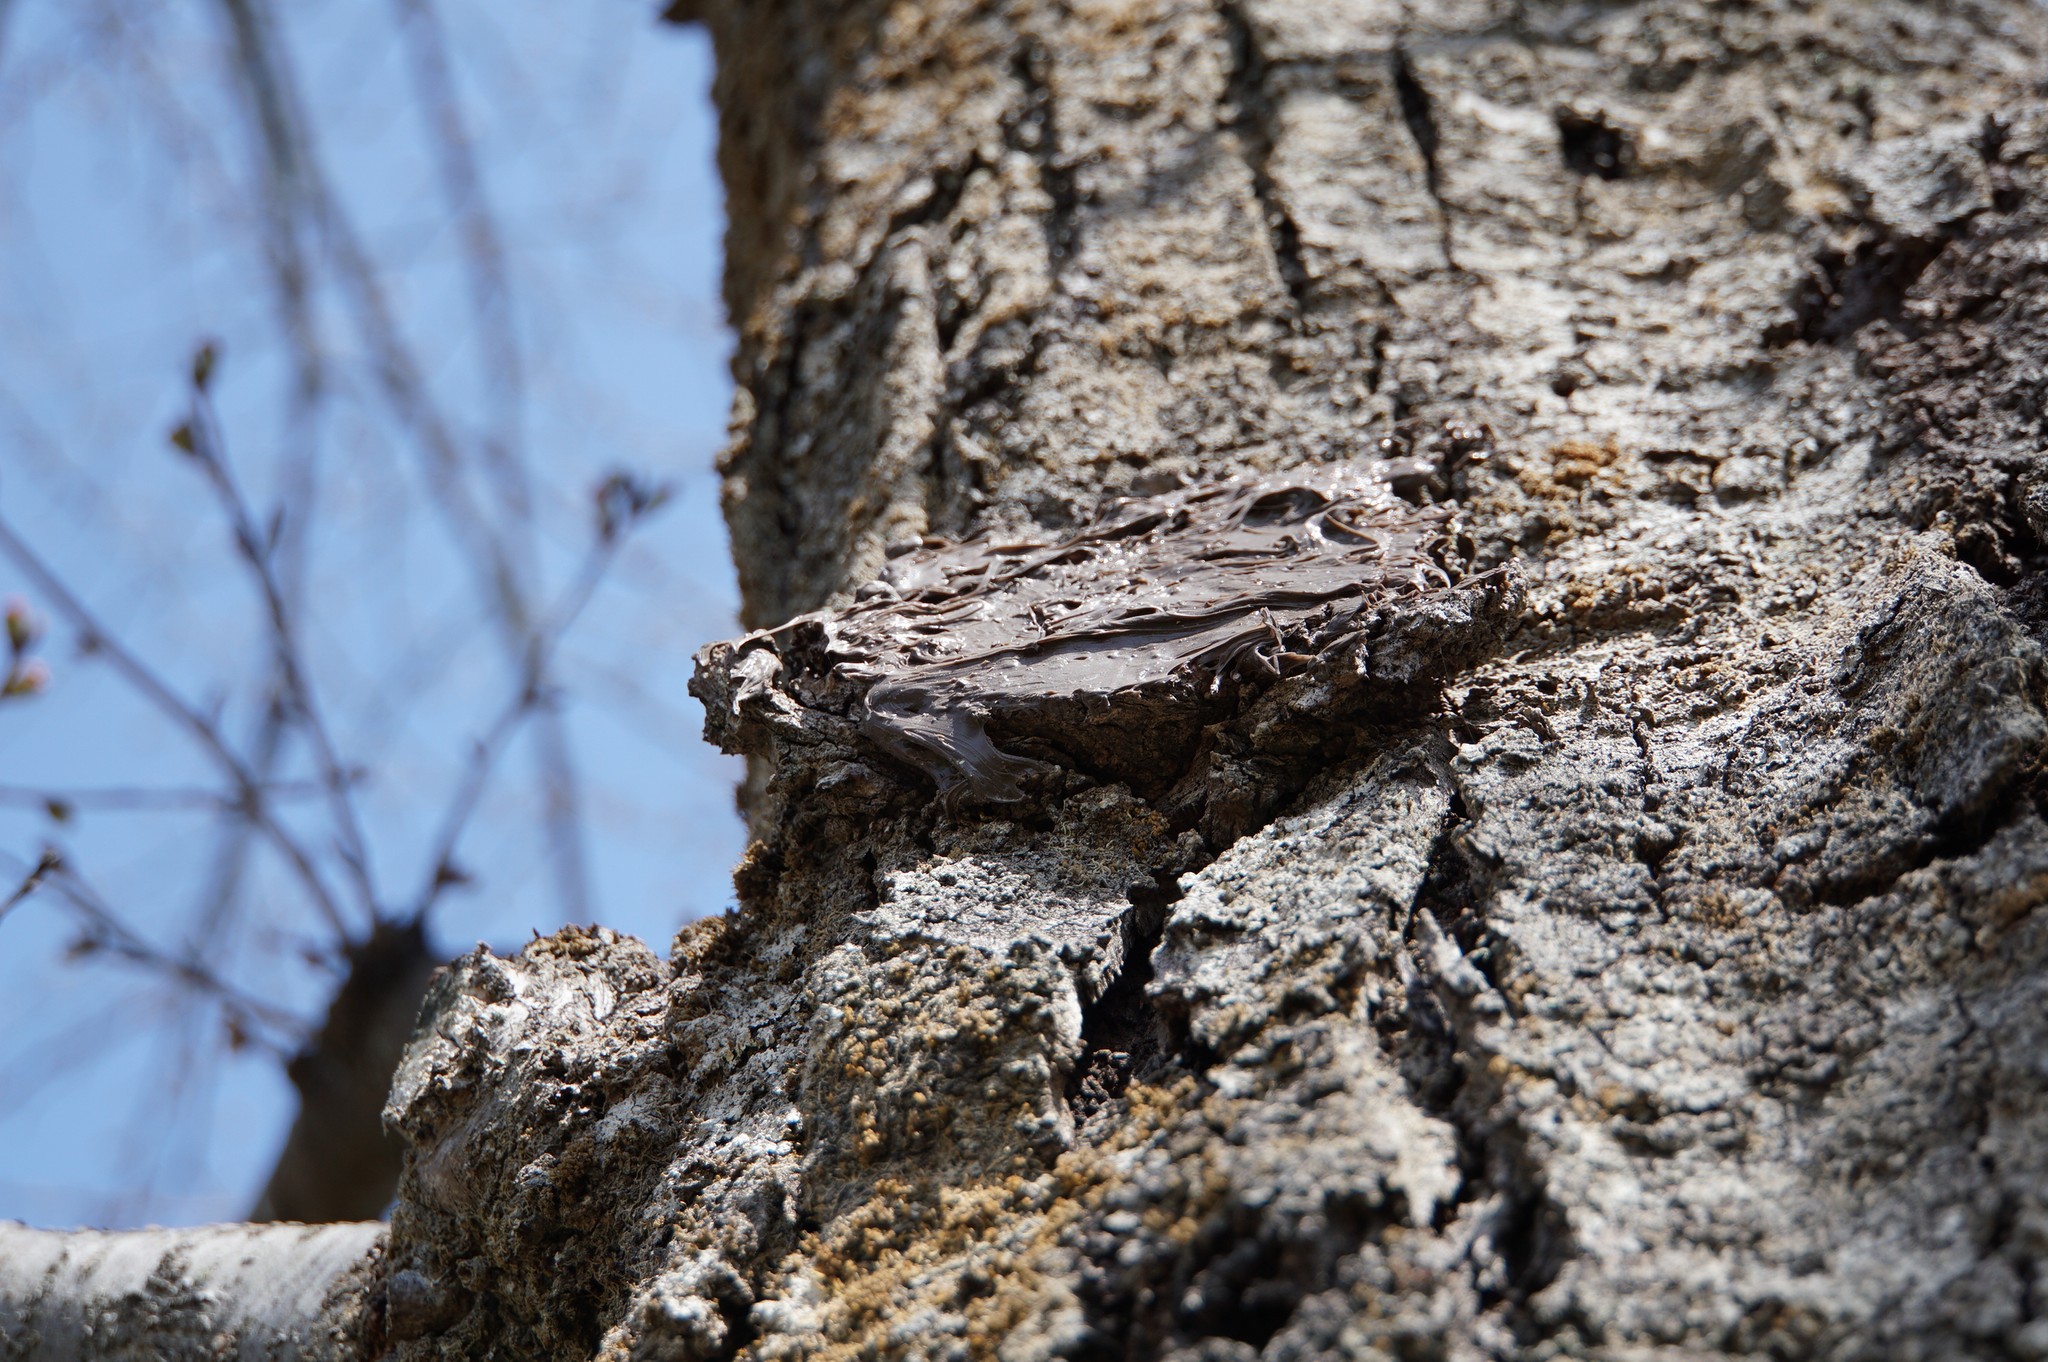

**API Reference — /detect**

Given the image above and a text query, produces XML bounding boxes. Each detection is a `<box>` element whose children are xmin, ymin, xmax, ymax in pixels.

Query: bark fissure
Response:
<box><xmin>1390</xmin><ymin>46</ymin><xmax>1454</xmax><ymax>271</ymax></box>
<box><xmin>1400</xmin><ymin>804</ymin><xmax>1579</xmax><ymax>1350</ymax></box>
<box><xmin>1066</xmin><ymin>872</ymin><xmax>1178</xmax><ymax>1141</ymax></box>
<box><xmin>1217</xmin><ymin>0</ymin><xmax>1312</xmax><ymax>323</ymax></box>
<box><xmin>1011</xmin><ymin>39</ymin><xmax>1079</xmax><ymax>286</ymax></box>
<box><xmin>433</xmin><ymin>2</ymin><xmax>2048</xmax><ymax>1349</ymax></box>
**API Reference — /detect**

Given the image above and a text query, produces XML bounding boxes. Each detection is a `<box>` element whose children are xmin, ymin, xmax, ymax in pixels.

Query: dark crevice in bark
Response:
<box><xmin>1395</xmin><ymin>809</ymin><xmax>1484</xmax><ymax>1102</ymax></box>
<box><xmin>1788</xmin><ymin>233</ymin><xmax>1951</xmax><ymax>345</ymax></box>
<box><xmin>894</xmin><ymin>160</ymin><xmax>979</xmax><ymax>365</ymax></box>
<box><xmin>1484</xmin><ymin>1182</ymin><xmax>1574</xmax><ymax>1343</ymax></box>
<box><xmin>736</xmin><ymin>296</ymin><xmax>817</xmax><ymax>628</ymax></box>
<box><xmin>1556</xmin><ymin>108</ymin><xmax>1634</xmax><ymax>181</ymax></box>
<box><xmin>1068</xmin><ymin>872</ymin><xmax>1180</xmax><ymax>1141</ymax></box>
<box><xmin>1217</xmin><ymin>0</ymin><xmax>1312</xmax><ymax>323</ymax></box>
<box><xmin>934</xmin><ymin>359</ymin><xmax>1043</xmax><ymax>538</ymax></box>
<box><xmin>857</xmin><ymin>849</ymin><xmax>882</xmax><ymax>913</ymax></box>
<box><xmin>1390</xmin><ymin>49</ymin><xmax>1440</xmax><ymax>200</ymax></box>
<box><xmin>1072</xmin><ymin>1130</ymin><xmax>1404</xmax><ymax>1359</ymax></box>
<box><xmin>1363</xmin><ymin>322</ymin><xmax>1389</xmax><ymax>396</ymax></box>
<box><xmin>715</xmin><ymin>1292</ymin><xmax>759</xmax><ymax>1361</ymax></box>
<box><xmin>1415</xmin><ymin>829</ymin><xmax>1500</xmax><ymax>990</ymax></box>
<box><xmin>1392</xmin><ymin>795</ymin><xmax>1573</xmax><ymax>1346</ymax></box>
<box><xmin>1442</xmin><ymin>1114</ymin><xmax>1576</xmax><ymax>1340</ymax></box>
<box><xmin>1012</xmin><ymin>40</ymin><xmax>1079</xmax><ymax>276</ymax></box>
<box><xmin>1627</xmin><ymin>706</ymin><xmax>1675</xmax><ymax>909</ymax></box>
<box><xmin>1391</xmin><ymin>47</ymin><xmax>1456</xmax><ymax>269</ymax></box>
<box><xmin>1784</xmin><ymin>124</ymin><xmax>2012</xmax><ymax>348</ymax></box>
<box><xmin>885</xmin><ymin>164</ymin><xmax>974</xmax><ymax>262</ymax></box>
<box><xmin>1072</xmin><ymin>745</ymin><xmax>1522</xmax><ymax>1352</ymax></box>
<box><xmin>1806</xmin><ymin>778</ymin><xmax>2034</xmax><ymax>911</ymax></box>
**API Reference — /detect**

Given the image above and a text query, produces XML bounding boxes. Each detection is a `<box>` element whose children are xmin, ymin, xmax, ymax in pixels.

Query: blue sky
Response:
<box><xmin>0</xmin><ymin>0</ymin><xmax>743</xmax><ymax>1226</ymax></box>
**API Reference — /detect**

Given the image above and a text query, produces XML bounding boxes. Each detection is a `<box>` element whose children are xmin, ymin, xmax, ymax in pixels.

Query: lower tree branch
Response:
<box><xmin>0</xmin><ymin>1220</ymin><xmax>383</xmax><ymax>1361</ymax></box>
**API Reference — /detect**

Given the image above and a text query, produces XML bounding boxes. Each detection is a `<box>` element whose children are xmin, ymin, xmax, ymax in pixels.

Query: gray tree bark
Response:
<box><xmin>0</xmin><ymin>1221</ymin><xmax>382</xmax><ymax>1359</ymax></box>
<box><xmin>11</xmin><ymin>0</ymin><xmax>2048</xmax><ymax>1358</ymax></box>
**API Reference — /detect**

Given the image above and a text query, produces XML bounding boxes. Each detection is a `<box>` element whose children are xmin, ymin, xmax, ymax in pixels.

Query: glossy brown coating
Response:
<box><xmin>698</xmin><ymin>462</ymin><xmax>1510</xmax><ymax>808</ymax></box>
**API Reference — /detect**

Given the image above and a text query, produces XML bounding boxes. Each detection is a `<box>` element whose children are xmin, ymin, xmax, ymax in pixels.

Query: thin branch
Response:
<box><xmin>395</xmin><ymin>0</ymin><xmax>607</xmax><ymax>919</ymax></box>
<box><xmin>0</xmin><ymin>514</ymin><xmax>355</xmax><ymax>940</ymax></box>
<box><xmin>406</xmin><ymin>530</ymin><xmax>623</xmax><ymax>922</ymax></box>
<box><xmin>190</xmin><ymin>702</ymin><xmax>289</xmax><ymax>949</ymax></box>
<box><xmin>390</xmin><ymin>0</ymin><xmax>532</xmax><ymax>535</ymax></box>
<box><xmin>0</xmin><ymin>846</ymin><xmax>58</xmax><ymax>926</ymax></box>
<box><xmin>205</xmin><ymin>0</ymin><xmax>330</xmax><ymax>600</ymax></box>
<box><xmin>211</xmin><ymin>0</ymin><xmax>599</xmax><ymax>922</ymax></box>
<box><xmin>212</xmin><ymin>0</ymin><xmax>527</xmax><ymax>636</ymax></box>
<box><xmin>0</xmin><ymin>849</ymin><xmax>303</xmax><ymax>1046</ymax></box>
<box><xmin>52</xmin><ymin>868</ymin><xmax>304</xmax><ymax>1040</ymax></box>
<box><xmin>207</xmin><ymin>0</ymin><xmax>338</xmax><ymax>958</ymax></box>
<box><xmin>0</xmin><ymin>781</ymin><xmax>324</xmax><ymax>813</ymax></box>
<box><xmin>178</xmin><ymin>383</ymin><xmax>381</xmax><ymax>918</ymax></box>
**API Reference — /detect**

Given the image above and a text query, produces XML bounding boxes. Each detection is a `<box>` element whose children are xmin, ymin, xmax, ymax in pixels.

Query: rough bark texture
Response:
<box><xmin>14</xmin><ymin>0</ymin><xmax>2048</xmax><ymax>1358</ymax></box>
<box><xmin>365</xmin><ymin>0</ymin><xmax>2048</xmax><ymax>1357</ymax></box>
<box><xmin>365</xmin><ymin>0</ymin><xmax>2048</xmax><ymax>1355</ymax></box>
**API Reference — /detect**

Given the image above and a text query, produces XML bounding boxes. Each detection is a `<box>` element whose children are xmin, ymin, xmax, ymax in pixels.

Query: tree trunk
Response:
<box><xmin>254</xmin><ymin>919</ymin><xmax>444</xmax><ymax>1225</ymax></box>
<box><xmin>12</xmin><ymin>0</ymin><xmax>2048</xmax><ymax>1357</ymax></box>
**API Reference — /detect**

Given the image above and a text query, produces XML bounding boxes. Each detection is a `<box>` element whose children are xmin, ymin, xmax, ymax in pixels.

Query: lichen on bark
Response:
<box><xmin>692</xmin><ymin>458</ymin><xmax>1517</xmax><ymax>816</ymax></box>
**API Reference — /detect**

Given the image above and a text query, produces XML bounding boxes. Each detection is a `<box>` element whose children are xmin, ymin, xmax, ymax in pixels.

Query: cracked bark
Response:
<box><xmin>12</xmin><ymin>0</ymin><xmax>2048</xmax><ymax>1357</ymax></box>
<box><xmin>626</xmin><ymin>3</ymin><xmax>2048</xmax><ymax>1356</ymax></box>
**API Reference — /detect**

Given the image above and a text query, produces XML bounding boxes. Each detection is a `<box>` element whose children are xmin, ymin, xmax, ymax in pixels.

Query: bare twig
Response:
<box><xmin>0</xmin><ymin>850</ymin><xmax>302</xmax><ymax>1048</ymax></box>
<box><xmin>0</xmin><ymin>781</ymin><xmax>323</xmax><ymax>814</ymax></box>
<box><xmin>0</xmin><ymin>0</ymin><xmax>696</xmax><ymax>1228</ymax></box>
<box><xmin>52</xmin><ymin>871</ymin><xmax>303</xmax><ymax>1041</ymax></box>
<box><xmin>0</xmin><ymin>846</ymin><xmax>58</xmax><ymax>926</ymax></box>
<box><xmin>191</xmin><ymin>703</ymin><xmax>292</xmax><ymax>961</ymax></box>
<box><xmin>213</xmin><ymin>0</ymin><xmax>596</xmax><ymax>922</ymax></box>
<box><xmin>175</xmin><ymin>377</ymin><xmax>380</xmax><ymax>918</ymax></box>
<box><xmin>212</xmin><ymin>0</ymin><xmax>519</xmax><ymax>623</ymax></box>
<box><xmin>0</xmin><ymin>515</ymin><xmax>356</xmax><ymax>940</ymax></box>
<box><xmin>390</xmin><ymin>0</ymin><xmax>531</xmax><ymax>534</ymax></box>
<box><xmin>406</xmin><ymin>519</ymin><xmax>635</xmax><ymax>921</ymax></box>
<box><xmin>206</xmin><ymin>0</ymin><xmax>337</xmax><ymax>955</ymax></box>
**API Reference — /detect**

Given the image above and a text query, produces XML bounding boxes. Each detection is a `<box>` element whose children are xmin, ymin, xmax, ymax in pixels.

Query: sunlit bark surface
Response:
<box><xmin>13</xmin><ymin>1</ymin><xmax>2048</xmax><ymax>1357</ymax></box>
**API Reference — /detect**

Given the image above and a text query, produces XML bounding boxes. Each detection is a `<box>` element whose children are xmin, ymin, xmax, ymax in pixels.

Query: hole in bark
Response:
<box><xmin>1491</xmin><ymin>1184</ymin><xmax>1571</xmax><ymax>1333</ymax></box>
<box><xmin>718</xmin><ymin>1296</ymin><xmax>759</xmax><ymax>1359</ymax></box>
<box><xmin>1068</xmin><ymin>873</ymin><xmax>1179</xmax><ymax>1139</ymax></box>
<box><xmin>1783</xmin><ymin>233</ymin><xmax>1948</xmax><ymax>344</ymax></box>
<box><xmin>1187</xmin><ymin>1241</ymin><xmax>1298</xmax><ymax>1347</ymax></box>
<box><xmin>1556</xmin><ymin>109</ymin><xmax>1633</xmax><ymax>180</ymax></box>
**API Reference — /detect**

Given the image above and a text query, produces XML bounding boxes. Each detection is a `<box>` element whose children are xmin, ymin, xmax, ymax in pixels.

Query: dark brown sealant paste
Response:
<box><xmin>696</xmin><ymin>460</ymin><xmax>1513</xmax><ymax>810</ymax></box>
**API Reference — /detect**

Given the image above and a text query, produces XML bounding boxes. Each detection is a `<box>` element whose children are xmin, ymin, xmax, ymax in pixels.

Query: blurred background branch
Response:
<box><xmin>0</xmin><ymin>0</ymin><xmax>741</xmax><ymax>1227</ymax></box>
